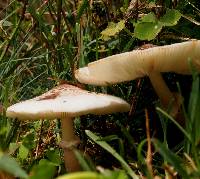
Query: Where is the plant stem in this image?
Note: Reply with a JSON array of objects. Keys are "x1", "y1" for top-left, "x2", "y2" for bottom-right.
[{"x1": 145, "y1": 109, "x2": 153, "y2": 178}]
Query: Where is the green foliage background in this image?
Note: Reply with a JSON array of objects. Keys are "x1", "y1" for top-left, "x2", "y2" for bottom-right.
[{"x1": 0, "y1": 0, "x2": 200, "y2": 178}]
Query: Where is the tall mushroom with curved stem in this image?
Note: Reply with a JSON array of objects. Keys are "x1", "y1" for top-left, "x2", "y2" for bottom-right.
[
  {"x1": 75, "y1": 40, "x2": 200, "y2": 121},
  {"x1": 6, "y1": 84, "x2": 130, "y2": 172}
]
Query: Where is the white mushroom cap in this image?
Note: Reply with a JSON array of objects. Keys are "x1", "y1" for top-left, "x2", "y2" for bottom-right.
[
  {"x1": 6, "y1": 84, "x2": 130, "y2": 120},
  {"x1": 75, "y1": 40, "x2": 200, "y2": 85}
]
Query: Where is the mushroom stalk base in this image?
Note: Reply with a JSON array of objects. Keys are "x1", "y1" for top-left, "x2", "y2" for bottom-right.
[
  {"x1": 149, "y1": 72, "x2": 174, "y2": 107},
  {"x1": 61, "y1": 117, "x2": 81, "y2": 172},
  {"x1": 149, "y1": 72, "x2": 182, "y2": 118}
]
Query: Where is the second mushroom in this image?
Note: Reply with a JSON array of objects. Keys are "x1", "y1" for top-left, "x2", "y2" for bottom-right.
[{"x1": 75, "y1": 40, "x2": 200, "y2": 122}]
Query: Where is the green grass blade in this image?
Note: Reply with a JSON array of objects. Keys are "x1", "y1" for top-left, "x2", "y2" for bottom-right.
[
  {"x1": 156, "y1": 107, "x2": 191, "y2": 142},
  {"x1": 188, "y1": 74, "x2": 199, "y2": 124},
  {"x1": 74, "y1": 149, "x2": 94, "y2": 171},
  {"x1": 77, "y1": 0, "x2": 89, "y2": 20},
  {"x1": 3, "y1": 119, "x2": 20, "y2": 150},
  {"x1": 153, "y1": 139, "x2": 189, "y2": 178},
  {"x1": 85, "y1": 130, "x2": 139, "y2": 179}
]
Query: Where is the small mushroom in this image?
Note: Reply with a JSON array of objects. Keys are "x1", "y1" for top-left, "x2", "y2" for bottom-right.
[
  {"x1": 75, "y1": 40, "x2": 200, "y2": 120},
  {"x1": 6, "y1": 84, "x2": 130, "y2": 172}
]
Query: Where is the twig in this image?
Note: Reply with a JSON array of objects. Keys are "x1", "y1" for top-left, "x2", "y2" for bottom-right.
[
  {"x1": 145, "y1": 108, "x2": 153, "y2": 177},
  {"x1": 128, "y1": 79, "x2": 143, "y2": 118}
]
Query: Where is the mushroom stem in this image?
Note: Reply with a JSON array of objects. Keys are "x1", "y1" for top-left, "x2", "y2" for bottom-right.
[
  {"x1": 149, "y1": 72, "x2": 174, "y2": 107},
  {"x1": 148, "y1": 72, "x2": 182, "y2": 117},
  {"x1": 61, "y1": 118, "x2": 81, "y2": 172}
]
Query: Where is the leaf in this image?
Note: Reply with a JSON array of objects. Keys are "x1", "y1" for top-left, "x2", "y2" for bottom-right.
[
  {"x1": 98, "y1": 135, "x2": 120, "y2": 142},
  {"x1": 0, "y1": 153, "x2": 28, "y2": 178},
  {"x1": 133, "y1": 9, "x2": 182, "y2": 40},
  {"x1": 9, "y1": 143, "x2": 20, "y2": 155},
  {"x1": 74, "y1": 150, "x2": 94, "y2": 171},
  {"x1": 153, "y1": 139, "x2": 189, "y2": 178},
  {"x1": 56, "y1": 171, "x2": 102, "y2": 179},
  {"x1": 18, "y1": 144, "x2": 29, "y2": 160},
  {"x1": 56, "y1": 170, "x2": 129, "y2": 179},
  {"x1": 0, "y1": 20, "x2": 13, "y2": 27},
  {"x1": 100, "y1": 169, "x2": 129, "y2": 179},
  {"x1": 46, "y1": 149, "x2": 61, "y2": 166},
  {"x1": 141, "y1": 12, "x2": 157, "y2": 23},
  {"x1": 159, "y1": 9, "x2": 182, "y2": 26},
  {"x1": 22, "y1": 132, "x2": 36, "y2": 150},
  {"x1": 101, "y1": 20, "x2": 125, "y2": 41},
  {"x1": 134, "y1": 22, "x2": 163, "y2": 40},
  {"x1": 85, "y1": 130, "x2": 139, "y2": 179},
  {"x1": 29, "y1": 159, "x2": 56, "y2": 179}
]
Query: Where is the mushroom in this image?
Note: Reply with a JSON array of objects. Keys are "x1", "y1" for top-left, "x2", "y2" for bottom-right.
[
  {"x1": 75, "y1": 40, "x2": 200, "y2": 121},
  {"x1": 6, "y1": 84, "x2": 130, "y2": 172}
]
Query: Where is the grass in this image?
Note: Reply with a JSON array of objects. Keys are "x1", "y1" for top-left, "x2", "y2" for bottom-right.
[{"x1": 0, "y1": 0, "x2": 200, "y2": 178}]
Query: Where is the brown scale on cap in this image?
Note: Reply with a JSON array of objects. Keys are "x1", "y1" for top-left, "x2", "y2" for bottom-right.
[
  {"x1": 137, "y1": 44, "x2": 157, "y2": 50},
  {"x1": 37, "y1": 91, "x2": 60, "y2": 100},
  {"x1": 37, "y1": 84, "x2": 89, "y2": 101}
]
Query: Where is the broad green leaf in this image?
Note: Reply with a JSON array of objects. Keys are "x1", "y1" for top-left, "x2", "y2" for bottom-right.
[
  {"x1": 134, "y1": 22, "x2": 162, "y2": 40},
  {"x1": 22, "y1": 132, "x2": 36, "y2": 150},
  {"x1": 29, "y1": 159, "x2": 56, "y2": 179},
  {"x1": 101, "y1": 20, "x2": 125, "y2": 40},
  {"x1": 159, "y1": 9, "x2": 182, "y2": 26},
  {"x1": 46, "y1": 148, "x2": 61, "y2": 166},
  {"x1": 141, "y1": 12, "x2": 157, "y2": 23},
  {"x1": 0, "y1": 20, "x2": 12, "y2": 27},
  {"x1": 57, "y1": 170, "x2": 129, "y2": 179},
  {"x1": 153, "y1": 139, "x2": 189, "y2": 178},
  {"x1": 18, "y1": 144, "x2": 29, "y2": 160},
  {"x1": 9, "y1": 143, "x2": 20, "y2": 155},
  {"x1": 57, "y1": 171, "x2": 102, "y2": 179},
  {"x1": 100, "y1": 169, "x2": 129, "y2": 179},
  {"x1": 134, "y1": 9, "x2": 182, "y2": 40},
  {"x1": 85, "y1": 130, "x2": 139, "y2": 179},
  {"x1": 0, "y1": 153, "x2": 28, "y2": 178}
]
